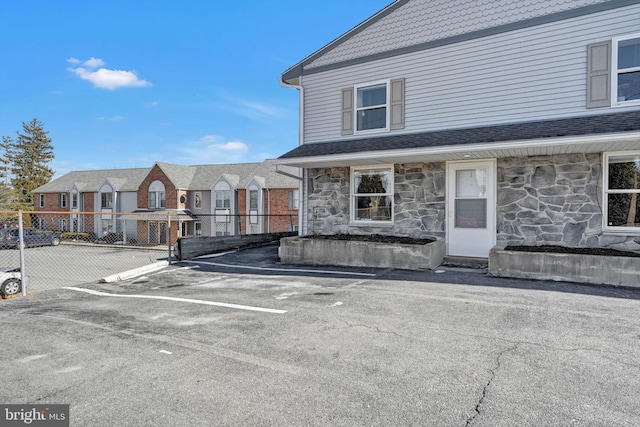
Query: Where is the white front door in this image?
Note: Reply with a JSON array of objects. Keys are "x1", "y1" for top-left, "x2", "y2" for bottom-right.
[{"x1": 447, "y1": 160, "x2": 496, "y2": 258}]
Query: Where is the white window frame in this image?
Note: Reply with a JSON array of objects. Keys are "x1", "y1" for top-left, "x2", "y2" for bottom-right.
[
  {"x1": 194, "y1": 222, "x2": 202, "y2": 236},
  {"x1": 39, "y1": 194, "x2": 45, "y2": 208},
  {"x1": 215, "y1": 190, "x2": 231, "y2": 209},
  {"x1": 148, "y1": 180, "x2": 166, "y2": 209},
  {"x1": 354, "y1": 79, "x2": 391, "y2": 135},
  {"x1": 350, "y1": 165, "x2": 394, "y2": 225},
  {"x1": 603, "y1": 151, "x2": 640, "y2": 234},
  {"x1": 71, "y1": 192, "x2": 78, "y2": 209},
  {"x1": 194, "y1": 192, "x2": 202, "y2": 209},
  {"x1": 101, "y1": 192, "x2": 113, "y2": 209},
  {"x1": 59, "y1": 193, "x2": 68, "y2": 208},
  {"x1": 288, "y1": 189, "x2": 299, "y2": 210},
  {"x1": 612, "y1": 33, "x2": 640, "y2": 107}
]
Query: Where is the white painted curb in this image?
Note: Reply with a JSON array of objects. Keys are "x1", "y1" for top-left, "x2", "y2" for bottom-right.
[{"x1": 100, "y1": 261, "x2": 169, "y2": 283}]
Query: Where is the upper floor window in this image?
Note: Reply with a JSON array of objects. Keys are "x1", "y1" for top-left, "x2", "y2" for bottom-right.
[
  {"x1": 355, "y1": 82, "x2": 389, "y2": 132},
  {"x1": 58, "y1": 193, "x2": 68, "y2": 208},
  {"x1": 101, "y1": 192, "x2": 113, "y2": 209},
  {"x1": 215, "y1": 191, "x2": 230, "y2": 209},
  {"x1": 39, "y1": 194, "x2": 44, "y2": 208},
  {"x1": 148, "y1": 180, "x2": 166, "y2": 209},
  {"x1": 342, "y1": 79, "x2": 404, "y2": 135},
  {"x1": 351, "y1": 166, "x2": 394, "y2": 223},
  {"x1": 613, "y1": 34, "x2": 640, "y2": 106},
  {"x1": 249, "y1": 190, "x2": 259, "y2": 210},
  {"x1": 71, "y1": 193, "x2": 78, "y2": 209},
  {"x1": 288, "y1": 190, "x2": 299, "y2": 210},
  {"x1": 194, "y1": 192, "x2": 202, "y2": 209},
  {"x1": 604, "y1": 152, "x2": 640, "y2": 233}
]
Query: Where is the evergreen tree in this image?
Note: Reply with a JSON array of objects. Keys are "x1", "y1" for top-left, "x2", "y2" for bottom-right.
[
  {"x1": 0, "y1": 136, "x2": 16, "y2": 210},
  {"x1": 8, "y1": 118, "x2": 55, "y2": 209}
]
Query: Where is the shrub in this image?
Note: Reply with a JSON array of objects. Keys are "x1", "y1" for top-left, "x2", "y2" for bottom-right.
[{"x1": 61, "y1": 232, "x2": 92, "y2": 241}]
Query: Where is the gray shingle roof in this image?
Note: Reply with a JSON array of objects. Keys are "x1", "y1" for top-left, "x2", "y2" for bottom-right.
[
  {"x1": 34, "y1": 168, "x2": 150, "y2": 193},
  {"x1": 278, "y1": 111, "x2": 640, "y2": 159},
  {"x1": 35, "y1": 160, "x2": 299, "y2": 193}
]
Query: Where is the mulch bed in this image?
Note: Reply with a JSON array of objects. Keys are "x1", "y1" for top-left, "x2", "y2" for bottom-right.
[
  {"x1": 505, "y1": 245, "x2": 640, "y2": 258},
  {"x1": 303, "y1": 234, "x2": 435, "y2": 245}
]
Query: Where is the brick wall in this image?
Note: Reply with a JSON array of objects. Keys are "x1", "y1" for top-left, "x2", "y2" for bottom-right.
[
  {"x1": 138, "y1": 165, "x2": 178, "y2": 209},
  {"x1": 34, "y1": 193, "x2": 68, "y2": 212},
  {"x1": 267, "y1": 188, "x2": 298, "y2": 232},
  {"x1": 82, "y1": 193, "x2": 94, "y2": 232}
]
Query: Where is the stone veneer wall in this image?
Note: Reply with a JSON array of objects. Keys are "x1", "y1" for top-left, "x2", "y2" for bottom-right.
[
  {"x1": 306, "y1": 163, "x2": 445, "y2": 239},
  {"x1": 305, "y1": 154, "x2": 640, "y2": 254},
  {"x1": 497, "y1": 153, "x2": 640, "y2": 253}
]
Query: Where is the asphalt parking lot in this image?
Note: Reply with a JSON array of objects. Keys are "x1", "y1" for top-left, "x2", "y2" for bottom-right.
[
  {"x1": 1, "y1": 243, "x2": 639, "y2": 426},
  {"x1": 0, "y1": 243, "x2": 168, "y2": 293}
]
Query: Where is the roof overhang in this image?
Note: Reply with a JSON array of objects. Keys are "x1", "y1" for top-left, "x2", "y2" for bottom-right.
[
  {"x1": 118, "y1": 209, "x2": 198, "y2": 222},
  {"x1": 273, "y1": 132, "x2": 640, "y2": 169}
]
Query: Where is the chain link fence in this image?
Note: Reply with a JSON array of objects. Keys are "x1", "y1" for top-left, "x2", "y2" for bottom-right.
[
  {"x1": 0, "y1": 210, "x2": 174, "y2": 298},
  {"x1": 0, "y1": 210, "x2": 299, "y2": 298}
]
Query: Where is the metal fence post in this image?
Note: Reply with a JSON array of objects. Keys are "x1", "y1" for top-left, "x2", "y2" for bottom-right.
[
  {"x1": 167, "y1": 213, "x2": 172, "y2": 265},
  {"x1": 18, "y1": 211, "x2": 27, "y2": 296}
]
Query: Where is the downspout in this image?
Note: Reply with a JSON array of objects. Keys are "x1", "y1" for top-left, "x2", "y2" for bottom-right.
[
  {"x1": 265, "y1": 187, "x2": 270, "y2": 233},
  {"x1": 278, "y1": 77, "x2": 305, "y2": 235}
]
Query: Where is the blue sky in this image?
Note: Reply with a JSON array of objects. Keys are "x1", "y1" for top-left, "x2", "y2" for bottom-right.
[{"x1": 0, "y1": 0, "x2": 392, "y2": 177}]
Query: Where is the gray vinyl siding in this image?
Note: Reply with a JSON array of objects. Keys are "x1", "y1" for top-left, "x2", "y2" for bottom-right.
[
  {"x1": 302, "y1": 4, "x2": 640, "y2": 144},
  {"x1": 306, "y1": 0, "x2": 610, "y2": 70},
  {"x1": 118, "y1": 192, "x2": 138, "y2": 236}
]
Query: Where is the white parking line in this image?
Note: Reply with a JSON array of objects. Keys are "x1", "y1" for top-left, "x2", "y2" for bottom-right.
[
  {"x1": 181, "y1": 260, "x2": 377, "y2": 277},
  {"x1": 63, "y1": 287, "x2": 287, "y2": 314}
]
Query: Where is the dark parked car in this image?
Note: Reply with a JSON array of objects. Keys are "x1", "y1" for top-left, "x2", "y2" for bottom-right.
[{"x1": 0, "y1": 228, "x2": 61, "y2": 249}]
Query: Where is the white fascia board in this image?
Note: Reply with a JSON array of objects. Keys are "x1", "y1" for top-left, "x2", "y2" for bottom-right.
[{"x1": 273, "y1": 131, "x2": 640, "y2": 167}]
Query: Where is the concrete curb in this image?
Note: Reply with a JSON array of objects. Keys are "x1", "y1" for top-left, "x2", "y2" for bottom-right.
[{"x1": 100, "y1": 261, "x2": 169, "y2": 283}]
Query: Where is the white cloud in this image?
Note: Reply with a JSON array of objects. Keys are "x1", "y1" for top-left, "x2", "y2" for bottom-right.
[
  {"x1": 83, "y1": 57, "x2": 105, "y2": 69},
  {"x1": 67, "y1": 57, "x2": 151, "y2": 90},
  {"x1": 198, "y1": 135, "x2": 220, "y2": 143},
  {"x1": 166, "y1": 135, "x2": 251, "y2": 164},
  {"x1": 212, "y1": 141, "x2": 248, "y2": 151}
]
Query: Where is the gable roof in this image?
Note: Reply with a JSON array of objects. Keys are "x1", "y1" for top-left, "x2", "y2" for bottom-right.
[
  {"x1": 155, "y1": 162, "x2": 198, "y2": 189},
  {"x1": 34, "y1": 168, "x2": 150, "y2": 193},
  {"x1": 275, "y1": 111, "x2": 640, "y2": 167},
  {"x1": 282, "y1": 0, "x2": 630, "y2": 83}
]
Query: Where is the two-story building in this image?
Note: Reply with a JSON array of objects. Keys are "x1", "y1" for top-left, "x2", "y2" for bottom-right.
[
  {"x1": 32, "y1": 159, "x2": 300, "y2": 244},
  {"x1": 276, "y1": 0, "x2": 640, "y2": 259}
]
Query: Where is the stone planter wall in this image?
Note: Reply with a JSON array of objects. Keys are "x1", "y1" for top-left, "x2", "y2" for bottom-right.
[
  {"x1": 489, "y1": 247, "x2": 640, "y2": 287},
  {"x1": 307, "y1": 163, "x2": 445, "y2": 238},
  {"x1": 279, "y1": 236, "x2": 446, "y2": 270}
]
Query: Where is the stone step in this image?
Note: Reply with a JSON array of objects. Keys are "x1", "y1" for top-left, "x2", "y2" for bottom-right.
[{"x1": 442, "y1": 256, "x2": 488, "y2": 268}]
